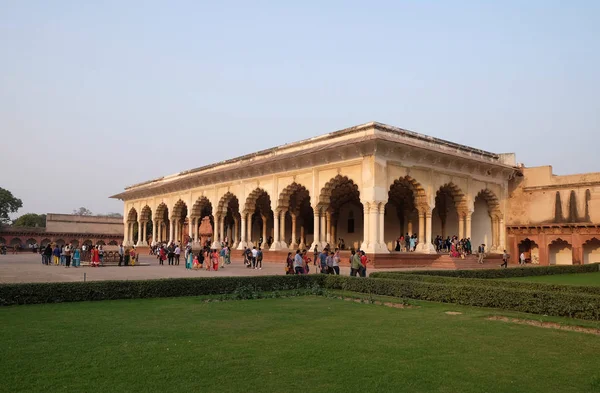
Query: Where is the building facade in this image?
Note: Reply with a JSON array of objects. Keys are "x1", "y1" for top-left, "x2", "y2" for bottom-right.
[
  {"x1": 506, "y1": 166, "x2": 600, "y2": 265},
  {"x1": 111, "y1": 122, "x2": 518, "y2": 257},
  {"x1": 0, "y1": 214, "x2": 124, "y2": 249}
]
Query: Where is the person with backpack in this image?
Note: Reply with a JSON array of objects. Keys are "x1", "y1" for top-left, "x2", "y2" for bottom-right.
[{"x1": 219, "y1": 246, "x2": 226, "y2": 268}]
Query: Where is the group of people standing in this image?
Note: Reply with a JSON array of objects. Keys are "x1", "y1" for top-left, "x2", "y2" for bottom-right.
[
  {"x1": 40, "y1": 243, "x2": 81, "y2": 268},
  {"x1": 394, "y1": 234, "x2": 419, "y2": 252},
  {"x1": 285, "y1": 247, "x2": 368, "y2": 277},
  {"x1": 153, "y1": 242, "x2": 232, "y2": 271}
]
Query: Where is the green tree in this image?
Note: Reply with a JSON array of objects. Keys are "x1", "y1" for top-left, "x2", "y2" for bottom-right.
[
  {"x1": 0, "y1": 187, "x2": 23, "y2": 224},
  {"x1": 12, "y1": 213, "x2": 46, "y2": 227},
  {"x1": 72, "y1": 207, "x2": 93, "y2": 216}
]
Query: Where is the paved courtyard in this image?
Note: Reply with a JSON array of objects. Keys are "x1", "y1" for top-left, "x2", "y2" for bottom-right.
[{"x1": 0, "y1": 253, "x2": 361, "y2": 283}]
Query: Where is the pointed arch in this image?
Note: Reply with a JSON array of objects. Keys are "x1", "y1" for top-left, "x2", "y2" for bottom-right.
[
  {"x1": 172, "y1": 199, "x2": 188, "y2": 219},
  {"x1": 244, "y1": 188, "x2": 272, "y2": 214},
  {"x1": 191, "y1": 196, "x2": 213, "y2": 218},
  {"x1": 549, "y1": 238, "x2": 572, "y2": 265},
  {"x1": 140, "y1": 205, "x2": 152, "y2": 222},
  {"x1": 154, "y1": 203, "x2": 169, "y2": 222},
  {"x1": 278, "y1": 182, "x2": 311, "y2": 211},
  {"x1": 127, "y1": 207, "x2": 138, "y2": 222},
  {"x1": 319, "y1": 175, "x2": 361, "y2": 210},
  {"x1": 217, "y1": 192, "x2": 240, "y2": 215}
]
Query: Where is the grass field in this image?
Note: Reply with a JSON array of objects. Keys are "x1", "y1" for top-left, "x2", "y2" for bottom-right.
[
  {"x1": 506, "y1": 271, "x2": 600, "y2": 286},
  {"x1": 1, "y1": 296, "x2": 599, "y2": 393}
]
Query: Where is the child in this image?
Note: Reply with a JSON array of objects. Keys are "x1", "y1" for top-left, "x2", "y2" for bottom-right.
[{"x1": 193, "y1": 255, "x2": 200, "y2": 269}]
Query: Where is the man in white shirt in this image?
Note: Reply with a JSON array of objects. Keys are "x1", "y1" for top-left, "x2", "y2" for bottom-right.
[
  {"x1": 174, "y1": 245, "x2": 181, "y2": 265},
  {"x1": 520, "y1": 252, "x2": 526, "y2": 265},
  {"x1": 293, "y1": 250, "x2": 304, "y2": 275},
  {"x1": 251, "y1": 247, "x2": 258, "y2": 269}
]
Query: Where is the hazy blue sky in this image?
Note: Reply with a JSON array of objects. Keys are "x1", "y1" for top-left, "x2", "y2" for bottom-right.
[{"x1": 1, "y1": 1, "x2": 599, "y2": 217}]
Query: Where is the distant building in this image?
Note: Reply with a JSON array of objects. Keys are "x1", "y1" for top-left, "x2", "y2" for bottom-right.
[{"x1": 0, "y1": 214, "x2": 124, "y2": 250}]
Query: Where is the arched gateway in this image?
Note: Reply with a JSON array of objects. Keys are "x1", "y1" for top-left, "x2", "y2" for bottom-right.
[{"x1": 111, "y1": 122, "x2": 518, "y2": 265}]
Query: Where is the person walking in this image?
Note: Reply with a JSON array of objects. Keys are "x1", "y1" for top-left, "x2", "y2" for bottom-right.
[
  {"x1": 286, "y1": 252, "x2": 294, "y2": 275},
  {"x1": 332, "y1": 248, "x2": 341, "y2": 275},
  {"x1": 211, "y1": 249, "x2": 219, "y2": 271},
  {"x1": 477, "y1": 244, "x2": 486, "y2": 264},
  {"x1": 520, "y1": 251, "x2": 526, "y2": 265},
  {"x1": 159, "y1": 246, "x2": 166, "y2": 265},
  {"x1": 326, "y1": 251, "x2": 334, "y2": 274},
  {"x1": 225, "y1": 245, "x2": 231, "y2": 266},
  {"x1": 293, "y1": 250, "x2": 304, "y2": 275},
  {"x1": 501, "y1": 250, "x2": 510, "y2": 268},
  {"x1": 350, "y1": 249, "x2": 364, "y2": 277},
  {"x1": 313, "y1": 246, "x2": 319, "y2": 266},
  {"x1": 256, "y1": 247, "x2": 263, "y2": 270},
  {"x1": 129, "y1": 248, "x2": 136, "y2": 266}
]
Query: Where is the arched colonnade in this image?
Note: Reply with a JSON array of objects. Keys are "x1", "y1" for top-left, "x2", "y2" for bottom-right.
[{"x1": 123, "y1": 175, "x2": 504, "y2": 254}]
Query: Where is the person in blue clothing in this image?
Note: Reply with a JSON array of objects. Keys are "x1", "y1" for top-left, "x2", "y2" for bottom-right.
[{"x1": 318, "y1": 249, "x2": 329, "y2": 273}]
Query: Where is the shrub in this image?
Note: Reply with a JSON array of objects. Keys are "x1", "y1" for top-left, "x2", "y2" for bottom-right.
[
  {"x1": 0, "y1": 275, "x2": 326, "y2": 306},
  {"x1": 322, "y1": 276, "x2": 600, "y2": 320},
  {"x1": 369, "y1": 272, "x2": 600, "y2": 296},
  {"x1": 376, "y1": 263, "x2": 600, "y2": 279}
]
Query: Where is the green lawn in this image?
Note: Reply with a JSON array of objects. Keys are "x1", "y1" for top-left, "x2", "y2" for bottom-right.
[
  {"x1": 1, "y1": 296, "x2": 599, "y2": 393},
  {"x1": 506, "y1": 271, "x2": 600, "y2": 286}
]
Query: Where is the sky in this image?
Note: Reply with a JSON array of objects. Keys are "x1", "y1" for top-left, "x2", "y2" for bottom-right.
[{"x1": 1, "y1": 1, "x2": 599, "y2": 217}]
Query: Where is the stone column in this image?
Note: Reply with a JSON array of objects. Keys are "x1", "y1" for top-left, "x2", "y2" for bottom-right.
[
  {"x1": 491, "y1": 216, "x2": 499, "y2": 251},
  {"x1": 361, "y1": 203, "x2": 370, "y2": 251},
  {"x1": 417, "y1": 210, "x2": 425, "y2": 251},
  {"x1": 407, "y1": 213, "x2": 413, "y2": 236},
  {"x1": 424, "y1": 209, "x2": 436, "y2": 253},
  {"x1": 458, "y1": 214, "x2": 465, "y2": 240},
  {"x1": 280, "y1": 210, "x2": 288, "y2": 249},
  {"x1": 233, "y1": 217, "x2": 239, "y2": 248},
  {"x1": 123, "y1": 219, "x2": 129, "y2": 246},
  {"x1": 271, "y1": 210, "x2": 280, "y2": 250},
  {"x1": 290, "y1": 212, "x2": 298, "y2": 249},
  {"x1": 300, "y1": 225, "x2": 305, "y2": 249},
  {"x1": 261, "y1": 215, "x2": 267, "y2": 248},
  {"x1": 169, "y1": 218, "x2": 175, "y2": 244},
  {"x1": 136, "y1": 221, "x2": 141, "y2": 245},
  {"x1": 311, "y1": 210, "x2": 320, "y2": 251},
  {"x1": 237, "y1": 214, "x2": 247, "y2": 250},
  {"x1": 219, "y1": 214, "x2": 226, "y2": 244},
  {"x1": 325, "y1": 211, "x2": 331, "y2": 246},
  {"x1": 378, "y1": 204, "x2": 385, "y2": 250},
  {"x1": 152, "y1": 220, "x2": 157, "y2": 245},
  {"x1": 499, "y1": 216, "x2": 506, "y2": 252},
  {"x1": 247, "y1": 214, "x2": 253, "y2": 247},
  {"x1": 465, "y1": 212, "x2": 472, "y2": 240},
  {"x1": 188, "y1": 218, "x2": 193, "y2": 244},
  {"x1": 320, "y1": 212, "x2": 326, "y2": 247},
  {"x1": 369, "y1": 203, "x2": 378, "y2": 251}
]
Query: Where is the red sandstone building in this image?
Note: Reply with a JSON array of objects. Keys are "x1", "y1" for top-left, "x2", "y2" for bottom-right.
[{"x1": 0, "y1": 214, "x2": 123, "y2": 250}]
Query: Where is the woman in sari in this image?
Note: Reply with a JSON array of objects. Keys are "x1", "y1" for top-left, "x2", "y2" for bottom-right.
[
  {"x1": 91, "y1": 246, "x2": 100, "y2": 267},
  {"x1": 450, "y1": 242, "x2": 460, "y2": 258},
  {"x1": 302, "y1": 250, "x2": 311, "y2": 274},
  {"x1": 72, "y1": 247, "x2": 81, "y2": 268},
  {"x1": 211, "y1": 249, "x2": 219, "y2": 271},
  {"x1": 186, "y1": 248, "x2": 193, "y2": 269}
]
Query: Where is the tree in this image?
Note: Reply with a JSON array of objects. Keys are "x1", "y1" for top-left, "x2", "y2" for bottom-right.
[
  {"x1": 73, "y1": 207, "x2": 93, "y2": 216},
  {"x1": 12, "y1": 213, "x2": 46, "y2": 227},
  {"x1": 101, "y1": 212, "x2": 123, "y2": 218},
  {"x1": 0, "y1": 187, "x2": 23, "y2": 224}
]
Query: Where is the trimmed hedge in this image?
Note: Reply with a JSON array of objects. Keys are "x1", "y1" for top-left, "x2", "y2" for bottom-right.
[
  {"x1": 323, "y1": 276, "x2": 600, "y2": 320},
  {"x1": 0, "y1": 275, "x2": 326, "y2": 306},
  {"x1": 391, "y1": 263, "x2": 600, "y2": 279},
  {"x1": 369, "y1": 272, "x2": 600, "y2": 296}
]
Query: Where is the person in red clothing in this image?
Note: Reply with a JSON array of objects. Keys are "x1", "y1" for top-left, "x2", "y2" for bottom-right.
[
  {"x1": 159, "y1": 246, "x2": 167, "y2": 265},
  {"x1": 91, "y1": 246, "x2": 100, "y2": 267},
  {"x1": 359, "y1": 251, "x2": 369, "y2": 277}
]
